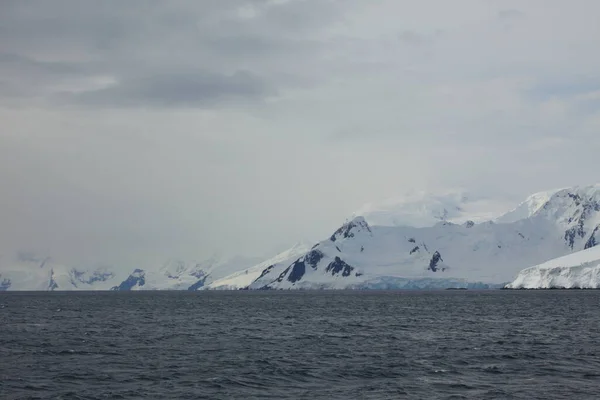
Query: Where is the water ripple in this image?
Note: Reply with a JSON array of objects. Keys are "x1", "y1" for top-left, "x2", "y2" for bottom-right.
[{"x1": 1, "y1": 290, "x2": 600, "y2": 399}]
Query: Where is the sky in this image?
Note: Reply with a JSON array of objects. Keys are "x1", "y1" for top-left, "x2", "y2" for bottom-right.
[{"x1": 1, "y1": 0, "x2": 600, "y2": 267}]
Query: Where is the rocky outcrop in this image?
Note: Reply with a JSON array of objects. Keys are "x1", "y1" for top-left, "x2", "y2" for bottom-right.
[
  {"x1": 428, "y1": 251, "x2": 443, "y2": 272},
  {"x1": 325, "y1": 257, "x2": 354, "y2": 277},
  {"x1": 273, "y1": 249, "x2": 324, "y2": 284},
  {"x1": 111, "y1": 269, "x2": 146, "y2": 291},
  {"x1": 330, "y1": 217, "x2": 371, "y2": 242},
  {"x1": 0, "y1": 277, "x2": 11, "y2": 291}
]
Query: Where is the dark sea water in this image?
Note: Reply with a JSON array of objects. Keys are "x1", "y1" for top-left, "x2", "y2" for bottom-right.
[{"x1": 2, "y1": 291, "x2": 600, "y2": 400}]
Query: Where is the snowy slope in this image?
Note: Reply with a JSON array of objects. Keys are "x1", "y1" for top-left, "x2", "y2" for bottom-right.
[
  {"x1": 205, "y1": 241, "x2": 312, "y2": 290},
  {"x1": 250, "y1": 185, "x2": 600, "y2": 290},
  {"x1": 4, "y1": 184, "x2": 600, "y2": 291},
  {"x1": 0, "y1": 253, "x2": 262, "y2": 291},
  {"x1": 115, "y1": 259, "x2": 212, "y2": 291},
  {"x1": 0, "y1": 253, "x2": 125, "y2": 291},
  {"x1": 495, "y1": 189, "x2": 562, "y2": 224},
  {"x1": 353, "y1": 191, "x2": 511, "y2": 228},
  {"x1": 506, "y1": 246, "x2": 600, "y2": 289},
  {"x1": 112, "y1": 255, "x2": 263, "y2": 291}
]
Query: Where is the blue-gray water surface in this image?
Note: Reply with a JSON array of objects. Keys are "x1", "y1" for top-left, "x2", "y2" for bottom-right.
[{"x1": 1, "y1": 291, "x2": 600, "y2": 399}]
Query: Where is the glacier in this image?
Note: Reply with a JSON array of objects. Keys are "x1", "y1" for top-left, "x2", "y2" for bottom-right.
[{"x1": 506, "y1": 245, "x2": 600, "y2": 289}]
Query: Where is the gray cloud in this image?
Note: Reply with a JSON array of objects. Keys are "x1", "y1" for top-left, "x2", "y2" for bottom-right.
[
  {"x1": 497, "y1": 9, "x2": 525, "y2": 20},
  {"x1": 527, "y1": 78, "x2": 600, "y2": 100},
  {"x1": 1, "y1": 0, "x2": 600, "y2": 267},
  {"x1": 70, "y1": 71, "x2": 274, "y2": 108},
  {"x1": 0, "y1": 53, "x2": 84, "y2": 75},
  {"x1": 0, "y1": 0, "x2": 345, "y2": 107}
]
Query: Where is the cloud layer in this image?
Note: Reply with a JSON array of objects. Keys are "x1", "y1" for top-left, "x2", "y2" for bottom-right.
[{"x1": 1, "y1": 0, "x2": 600, "y2": 265}]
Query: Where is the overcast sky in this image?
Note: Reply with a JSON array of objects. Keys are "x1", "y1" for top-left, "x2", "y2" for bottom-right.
[{"x1": 1, "y1": 0, "x2": 600, "y2": 266}]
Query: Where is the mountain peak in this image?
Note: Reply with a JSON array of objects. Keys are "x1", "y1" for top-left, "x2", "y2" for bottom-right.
[
  {"x1": 330, "y1": 216, "x2": 371, "y2": 242},
  {"x1": 6, "y1": 183, "x2": 600, "y2": 291},
  {"x1": 496, "y1": 184, "x2": 600, "y2": 224}
]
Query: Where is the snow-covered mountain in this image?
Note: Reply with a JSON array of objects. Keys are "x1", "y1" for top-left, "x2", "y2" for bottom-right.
[
  {"x1": 113, "y1": 255, "x2": 264, "y2": 291},
  {"x1": 0, "y1": 253, "x2": 262, "y2": 291},
  {"x1": 204, "y1": 241, "x2": 312, "y2": 290},
  {"x1": 3, "y1": 184, "x2": 600, "y2": 291},
  {"x1": 506, "y1": 245, "x2": 600, "y2": 289},
  {"x1": 248, "y1": 185, "x2": 600, "y2": 290},
  {"x1": 494, "y1": 189, "x2": 563, "y2": 224},
  {"x1": 0, "y1": 253, "x2": 124, "y2": 291}
]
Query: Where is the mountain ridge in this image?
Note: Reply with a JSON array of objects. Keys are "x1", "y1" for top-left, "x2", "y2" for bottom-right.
[
  {"x1": 3, "y1": 184, "x2": 600, "y2": 290},
  {"x1": 245, "y1": 184, "x2": 600, "y2": 290}
]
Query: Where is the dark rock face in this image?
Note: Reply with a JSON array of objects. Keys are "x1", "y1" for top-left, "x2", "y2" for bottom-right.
[
  {"x1": 71, "y1": 269, "x2": 115, "y2": 286},
  {"x1": 190, "y1": 267, "x2": 206, "y2": 279},
  {"x1": 408, "y1": 238, "x2": 416, "y2": 243},
  {"x1": 585, "y1": 226, "x2": 599, "y2": 250},
  {"x1": 112, "y1": 269, "x2": 146, "y2": 291},
  {"x1": 464, "y1": 220, "x2": 475, "y2": 228},
  {"x1": 325, "y1": 257, "x2": 354, "y2": 277},
  {"x1": 304, "y1": 250, "x2": 324, "y2": 268},
  {"x1": 0, "y1": 277, "x2": 11, "y2": 291},
  {"x1": 48, "y1": 269, "x2": 59, "y2": 291},
  {"x1": 188, "y1": 275, "x2": 208, "y2": 291},
  {"x1": 275, "y1": 249, "x2": 325, "y2": 284},
  {"x1": 563, "y1": 194, "x2": 600, "y2": 249},
  {"x1": 428, "y1": 251, "x2": 443, "y2": 272},
  {"x1": 274, "y1": 265, "x2": 293, "y2": 283},
  {"x1": 410, "y1": 246, "x2": 420, "y2": 255},
  {"x1": 564, "y1": 222, "x2": 586, "y2": 250},
  {"x1": 565, "y1": 227, "x2": 577, "y2": 250},
  {"x1": 276, "y1": 260, "x2": 305, "y2": 283},
  {"x1": 568, "y1": 192, "x2": 582, "y2": 204},
  {"x1": 330, "y1": 218, "x2": 371, "y2": 242},
  {"x1": 256, "y1": 265, "x2": 275, "y2": 281},
  {"x1": 287, "y1": 262, "x2": 306, "y2": 283}
]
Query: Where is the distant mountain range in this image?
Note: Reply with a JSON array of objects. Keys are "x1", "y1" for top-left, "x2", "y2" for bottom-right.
[
  {"x1": 3, "y1": 184, "x2": 600, "y2": 290},
  {"x1": 0, "y1": 253, "x2": 264, "y2": 291}
]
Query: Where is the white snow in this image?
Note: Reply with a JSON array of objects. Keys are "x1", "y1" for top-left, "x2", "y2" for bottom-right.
[
  {"x1": 0, "y1": 253, "x2": 262, "y2": 291},
  {"x1": 254, "y1": 184, "x2": 600, "y2": 290},
  {"x1": 4, "y1": 183, "x2": 600, "y2": 291},
  {"x1": 139, "y1": 255, "x2": 260, "y2": 290},
  {"x1": 205, "y1": 241, "x2": 312, "y2": 290},
  {"x1": 506, "y1": 245, "x2": 600, "y2": 289},
  {"x1": 495, "y1": 189, "x2": 560, "y2": 224},
  {"x1": 0, "y1": 254, "x2": 127, "y2": 291},
  {"x1": 354, "y1": 190, "x2": 512, "y2": 228}
]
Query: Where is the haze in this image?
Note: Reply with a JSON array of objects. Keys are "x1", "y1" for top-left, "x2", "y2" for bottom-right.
[{"x1": 1, "y1": 0, "x2": 600, "y2": 267}]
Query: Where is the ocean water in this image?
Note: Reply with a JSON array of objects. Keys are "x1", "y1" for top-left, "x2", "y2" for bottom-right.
[{"x1": 1, "y1": 291, "x2": 600, "y2": 399}]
